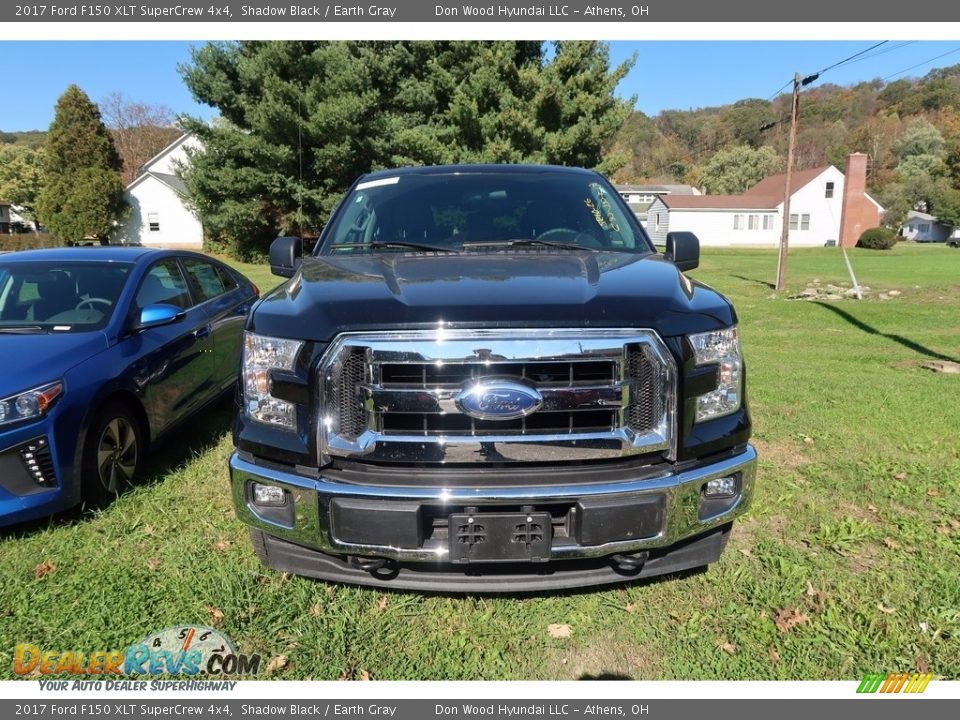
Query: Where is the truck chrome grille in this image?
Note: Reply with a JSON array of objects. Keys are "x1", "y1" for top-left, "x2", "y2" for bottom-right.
[
  {"x1": 318, "y1": 329, "x2": 676, "y2": 464},
  {"x1": 331, "y1": 348, "x2": 368, "y2": 440}
]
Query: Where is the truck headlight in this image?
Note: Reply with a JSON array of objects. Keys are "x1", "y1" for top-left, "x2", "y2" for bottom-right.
[
  {"x1": 0, "y1": 381, "x2": 64, "y2": 428},
  {"x1": 688, "y1": 327, "x2": 742, "y2": 422},
  {"x1": 243, "y1": 333, "x2": 303, "y2": 429}
]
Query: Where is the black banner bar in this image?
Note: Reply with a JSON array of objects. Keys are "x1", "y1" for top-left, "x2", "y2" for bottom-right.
[
  {"x1": 6, "y1": 0, "x2": 960, "y2": 22},
  {"x1": 2, "y1": 699, "x2": 958, "y2": 719}
]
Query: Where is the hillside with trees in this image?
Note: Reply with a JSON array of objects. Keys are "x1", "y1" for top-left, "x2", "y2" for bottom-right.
[{"x1": 607, "y1": 64, "x2": 960, "y2": 225}]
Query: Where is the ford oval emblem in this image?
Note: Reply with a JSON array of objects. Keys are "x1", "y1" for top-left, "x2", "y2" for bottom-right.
[{"x1": 455, "y1": 378, "x2": 543, "y2": 421}]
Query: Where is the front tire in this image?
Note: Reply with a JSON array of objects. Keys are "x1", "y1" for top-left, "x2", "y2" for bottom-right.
[{"x1": 81, "y1": 402, "x2": 143, "y2": 507}]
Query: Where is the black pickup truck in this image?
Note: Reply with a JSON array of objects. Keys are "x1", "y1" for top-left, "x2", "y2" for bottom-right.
[{"x1": 229, "y1": 164, "x2": 755, "y2": 591}]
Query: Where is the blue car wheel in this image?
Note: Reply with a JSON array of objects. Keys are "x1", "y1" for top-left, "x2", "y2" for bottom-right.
[{"x1": 81, "y1": 402, "x2": 143, "y2": 507}]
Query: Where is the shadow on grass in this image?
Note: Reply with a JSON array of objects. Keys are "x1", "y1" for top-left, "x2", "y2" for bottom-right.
[
  {"x1": 0, "y1": 393, "x2": 236, "y2": 541},
  {"x1": 731, "y1": 274, "x2": 775, "y2": 290},
  {"x1": 813, "y1": 301, "x2": 959, "y2": 363}
]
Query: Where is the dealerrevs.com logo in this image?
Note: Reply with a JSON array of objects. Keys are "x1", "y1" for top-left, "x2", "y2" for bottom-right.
[{"x1": 14, "y1": 625, "x2": 261, "y2": 678}]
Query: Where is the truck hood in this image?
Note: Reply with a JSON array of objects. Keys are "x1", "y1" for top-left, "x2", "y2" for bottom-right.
[
  {"x1": 249, "y1": 251, "x2": 737, "y2": 342},
  {"x1": 0, "y1": 331, "x2": 107, "y2": 396}
]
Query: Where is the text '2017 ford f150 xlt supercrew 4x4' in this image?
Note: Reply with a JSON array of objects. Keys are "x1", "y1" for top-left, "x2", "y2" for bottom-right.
[{"x1": 229, "y1": 164, "x2": 756, "y2": 591}]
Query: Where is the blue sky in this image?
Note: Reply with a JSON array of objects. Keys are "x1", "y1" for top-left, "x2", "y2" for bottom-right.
[{"x1": 2, "y1": 40, "x2": 960, "y2": 131}]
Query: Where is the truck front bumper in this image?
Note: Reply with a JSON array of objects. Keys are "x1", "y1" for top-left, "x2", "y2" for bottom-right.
[{"x1": 229, "y1": 444, "x2": 756, "y2": 591}]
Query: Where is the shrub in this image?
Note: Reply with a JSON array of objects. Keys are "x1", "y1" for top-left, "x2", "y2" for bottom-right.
[
  {"x1": 0, "y1": 233, "x2": 60, "y2": 252},
  {"x1": 856, "y1": 227, "x2": 898, "y2": 250}
]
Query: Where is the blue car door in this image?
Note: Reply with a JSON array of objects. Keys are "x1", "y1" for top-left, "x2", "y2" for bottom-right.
[
  {"x1": 181, "y1": 257, "x2": 252, "y2": 392},
  {"x1": 129, "y1": 258, "x2": 216, "y2": 435}
]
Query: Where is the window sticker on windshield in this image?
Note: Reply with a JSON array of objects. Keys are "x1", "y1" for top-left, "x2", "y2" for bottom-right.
[
  {"x1": 584, "y1": 198, "x2": 609, "y2": 229},
  {"x1": 356, "y1": 176, "x2": 400, "y2": 191},
  {"x1": 592, "y1": 185, "x2": 621, "y2": 232}
]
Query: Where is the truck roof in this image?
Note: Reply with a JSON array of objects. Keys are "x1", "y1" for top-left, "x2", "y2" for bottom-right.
[{"x1": 360, "y1": 164, "x2": 601, "y2": 181}]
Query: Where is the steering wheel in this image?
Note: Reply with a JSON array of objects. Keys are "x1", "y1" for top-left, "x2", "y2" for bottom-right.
[
  {"x1": 76, "y1": 297, "x2": 112, "y2": 311},
  {"x1": 534, "y1": 227, "x2": 580, "y2": 243}
]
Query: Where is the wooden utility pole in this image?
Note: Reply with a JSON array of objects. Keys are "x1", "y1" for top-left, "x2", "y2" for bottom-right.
[{"x1": 776, "y1": 73, "x2": 802, "y2": 292}]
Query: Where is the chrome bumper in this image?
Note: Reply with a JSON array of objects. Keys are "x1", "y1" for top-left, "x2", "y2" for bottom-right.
[{"x1": 229, "y1": 444, "x2": 756, "y2": 563}]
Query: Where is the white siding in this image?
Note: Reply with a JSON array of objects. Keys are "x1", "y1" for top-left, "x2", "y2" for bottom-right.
[
  {"x1": 781, "y1": 166, "x2": 845, "y2": 247},
  {"x1": 146, "y1": 135, "x2": 202, "y2": 175},
  {"x1": 115, "y1": 176, "x2": 203, "y2": 247},
  {"x1": 666, "y1": 209, "x2": 780, "y2": 247}
]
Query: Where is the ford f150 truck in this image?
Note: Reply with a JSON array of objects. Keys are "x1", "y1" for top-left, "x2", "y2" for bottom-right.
[{"x1": 229, "y1": 164, "x2": 755, "y2": 591}]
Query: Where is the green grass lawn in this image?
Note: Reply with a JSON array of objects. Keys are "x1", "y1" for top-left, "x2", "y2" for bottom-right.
[{"x1": 1, "y1": 244, "x2": 958, "y2": 680}]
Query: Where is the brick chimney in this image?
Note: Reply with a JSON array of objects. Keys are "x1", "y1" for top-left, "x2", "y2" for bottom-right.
[{"x1": 838, "y1": 153, "x2": 880, "y2": 247}]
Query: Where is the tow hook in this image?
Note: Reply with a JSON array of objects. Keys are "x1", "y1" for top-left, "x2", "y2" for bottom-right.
[{"x1": 610, "y1": 551, "x2": 650, "y2": 572}]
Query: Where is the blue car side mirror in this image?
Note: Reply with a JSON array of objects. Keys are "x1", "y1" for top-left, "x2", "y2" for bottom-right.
[{"x1": 135, "y1": 304, "x2": 185, "y2": 331}]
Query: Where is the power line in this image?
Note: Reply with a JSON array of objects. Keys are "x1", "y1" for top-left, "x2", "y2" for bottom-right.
[
  {"x1": 833, "y1": 41, "x2": 916, "y2": 69},
  {"x1": 816, "y1": 41, "x2": 889, "y2": 77},
  {"x1": 883, "y1": 46, "x2": 960, "y2": 81},
  {"x1": 766, "y1": 79, "x2": 794, "y2": 103}
]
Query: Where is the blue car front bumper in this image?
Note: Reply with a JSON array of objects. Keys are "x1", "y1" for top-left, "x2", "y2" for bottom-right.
[{"x1": 0, "y1": 416, "x2": 77, "y2": 527}]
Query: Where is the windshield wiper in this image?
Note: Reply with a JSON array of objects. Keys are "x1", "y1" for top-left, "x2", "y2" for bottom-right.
[
  {"x1": 329, "y1": 241, "x2": 459, "y2": 254},
  {"x1": 0, "y1": 325, "x2": 48, "y2": 334},
  {"x1": 461, "y1": 239, "x2": 597, "y2": 252}
]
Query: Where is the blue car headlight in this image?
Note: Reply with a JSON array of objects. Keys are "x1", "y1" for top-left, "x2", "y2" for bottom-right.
[{"x1": 0, "y1": 381, "x2": 64, "y2": 428}]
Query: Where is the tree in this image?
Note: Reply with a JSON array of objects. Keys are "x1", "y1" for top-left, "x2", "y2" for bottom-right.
[
  {"x1": 894, "y1": 118, "x2": 945, "y2": 159},
  {"x1": 99, "y1": 92, "x2": 181, "y2": 185},
  {"x1": 178, "y1": 41, "x2": 634, "y2": 259},
  {"x1": 0, "y1": 144, "x2": 44, "y2": 229},
  {"x1": 696, "y1": 145, "x2": 783, "y2": 195},
  {"x1": 36, "y1": 85, "x2": 127, "y2": 242}
]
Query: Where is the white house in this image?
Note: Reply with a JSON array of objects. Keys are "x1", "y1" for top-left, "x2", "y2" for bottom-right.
[
  {"x1": 900, "y1": 211, "x2": 956, "y2": 242},
  {"x1": 646, "y1": 155, "x2": 884, "y2": 248},
  {"x1": 114, "y1": 133, "x2": 204, "y2": 248}
]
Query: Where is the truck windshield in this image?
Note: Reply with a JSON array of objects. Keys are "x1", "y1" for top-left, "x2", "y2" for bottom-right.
[{"x1": 320, "y1": 171, "x2": 654, "y2": 255}]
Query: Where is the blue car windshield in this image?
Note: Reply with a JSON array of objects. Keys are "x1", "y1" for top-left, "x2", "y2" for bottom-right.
[
  {"x1": 320, "y1": 171, "x2": 655, "y2": 255},
  {"x1": 0, "y1": 262, "x2": 132, "y2": 332}
]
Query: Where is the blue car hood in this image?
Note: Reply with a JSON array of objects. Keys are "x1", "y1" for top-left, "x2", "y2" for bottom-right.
[{"x1": 0, "y1": 332, "x2": 108, "y2": 396}]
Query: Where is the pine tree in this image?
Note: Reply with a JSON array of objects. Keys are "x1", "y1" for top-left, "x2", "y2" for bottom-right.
[
  {"x1": 37, "y1": 85, "x2": 127, "y2": 242},
  {"x1": 178, "y1": 41, "x2": 634, "y2": 259}
]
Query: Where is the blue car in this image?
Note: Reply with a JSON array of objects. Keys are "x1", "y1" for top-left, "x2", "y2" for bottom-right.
[{"x1": 0, "y1": 247, "x2": 258, "y2": 526}]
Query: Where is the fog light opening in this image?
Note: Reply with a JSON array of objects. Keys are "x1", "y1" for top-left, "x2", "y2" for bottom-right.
[
  {"x1": 704, "y1": 474, "x2": 739, "y2": 498},
  {"x1": 252, "y1": 483, "x2": 286, "y2": 507}
]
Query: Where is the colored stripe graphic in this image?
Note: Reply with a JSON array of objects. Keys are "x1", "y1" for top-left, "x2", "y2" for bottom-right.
[
  {"x1": 858, "y1": 672, "x2": 933, "y2": 694},
  {"x1": 857, "y1": 673, "x2": 885, "y2": 693}
]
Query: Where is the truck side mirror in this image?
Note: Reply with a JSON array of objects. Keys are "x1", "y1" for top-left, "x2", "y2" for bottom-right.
[
  {"x1": 269, "y1": 236, "x2": 303, "y2": 278},
  {"x1": 665, "y1": 232, "x2": 699, "y2": 272}
]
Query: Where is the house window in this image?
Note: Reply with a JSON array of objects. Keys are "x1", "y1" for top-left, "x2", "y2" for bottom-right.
[
  {"x1": 801, "y1": 214, "x2": 810, "y2": 231},
  {"x1": 655, "y1": 213, "x2": 661, "y2": 230},
  {"x1": 733, "y1": 214, "x2": 743, "y2": 230},
  {"x1": 919, "y1": 223, "x2": 930, "y2": 233},
  {"x1": 147, "y1": 213, "x2": 160, "y2": 232},
  {"x1": 748, "y1": 215, "x2": 759, "y2": 230},
  {"x1": 825, "y1": 182, "x2": 835, "y2": 198},
  {"x1": 763, "y1": 215, "x2": 774, "y2": 230},
  {"x1": 789, "y1": 214, "x2": 798, "y2": 231}
]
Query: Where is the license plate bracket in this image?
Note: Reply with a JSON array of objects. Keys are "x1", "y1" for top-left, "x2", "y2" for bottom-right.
[{"x1": 448, "y1": 508, "x2": 552, "y2": 563}]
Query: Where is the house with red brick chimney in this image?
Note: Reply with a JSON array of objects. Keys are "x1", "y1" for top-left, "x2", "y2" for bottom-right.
[{"x1": 646, "y1": 153, "x2": 883, "y2": 248}]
